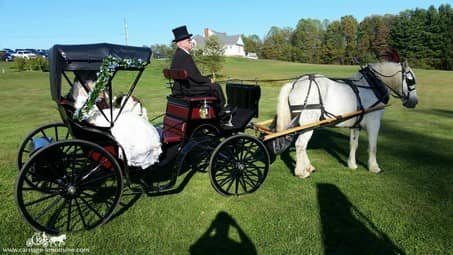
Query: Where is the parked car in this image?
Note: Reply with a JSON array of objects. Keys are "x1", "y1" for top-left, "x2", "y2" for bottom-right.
[
  {"x1": 35, "y1": 49, "x2": 49, "y2": 58},
  {"x1": 1, "y1": 52, "x2": 14, "y2": 61},
  {"x1": 12, "y1": 50, "x2": 37, "y2": 59}
]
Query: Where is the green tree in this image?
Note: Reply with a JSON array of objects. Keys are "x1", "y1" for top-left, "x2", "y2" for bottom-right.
[
  {"x1": 340, "y1": 15, "x2": 358, "y2": 64},
  {"x1": 391, "y1": 9, "x2": 430, "y2": 67},
  {"x1": 150, "y1": 44, "x2": 173, "y2": 59},
  {"x1": 199, "y1": 35, "x2": 225, "y2": 79},
  {"x1": 261, "y1": 26, "x2": 293, "y2": 61},
  {"x1": 291, "y1": 18, "x2": 324, "y2": 63},
  {"x1": 357, "y1": 15, "x2": 393, "y2": 63},
  {"x1": 242, "y1": 34, "x2": 262, "y2": 57},
  {"x1": 438, "y1": 4, "x2": 453, "y2": 69},
  {"x1": 322, "y1": 21, "x2": 345, "y2": 64}
]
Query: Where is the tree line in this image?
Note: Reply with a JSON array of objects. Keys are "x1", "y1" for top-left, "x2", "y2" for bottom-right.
[
  {"x1": 243, "y1": 4, "x2": 452, "y2": 70},
  {"x1": 151, "y1": 4, "x2": 452, "y2": 70}
]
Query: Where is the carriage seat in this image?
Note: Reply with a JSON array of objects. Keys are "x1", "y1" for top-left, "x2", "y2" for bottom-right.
[
  {"x1": 163, "y1": 68, "x2": 187, "y2": 92},
  {"x1": 58, "y1": 99, "x2": 116, "y2": 145},
  {"x1": 163, "y1": 68, "x2": 188, "y2": 81},
  {"x1": 180, "y1": 96, "x2": 218, "y2": 102},
  {"x1": 163, "y1": 68, "x2": 219, "y2": 100}
]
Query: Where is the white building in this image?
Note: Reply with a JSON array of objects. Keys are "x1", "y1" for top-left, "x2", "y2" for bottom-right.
[{"x1": 192, "y1": 28, "x2": 246, "y2": 57}]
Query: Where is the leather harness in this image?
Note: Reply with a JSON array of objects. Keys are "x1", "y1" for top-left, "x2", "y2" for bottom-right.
[{"x1": 288, "y1": 66, "x2": 389, "y2": 129}]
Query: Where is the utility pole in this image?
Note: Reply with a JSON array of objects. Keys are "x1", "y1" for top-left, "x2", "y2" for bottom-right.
[{"x1": 124, "y1": 18, "x2": 128, "y2": 45}]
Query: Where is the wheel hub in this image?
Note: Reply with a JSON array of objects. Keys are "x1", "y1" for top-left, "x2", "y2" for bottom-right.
[{"x1": 67, "y1": 185, "x2": 77, "y2": 196}]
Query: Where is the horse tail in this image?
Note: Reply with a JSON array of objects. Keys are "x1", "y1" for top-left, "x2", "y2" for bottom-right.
[{"x1": 276, "y1": 82, "x2": 293, "y2": 131}]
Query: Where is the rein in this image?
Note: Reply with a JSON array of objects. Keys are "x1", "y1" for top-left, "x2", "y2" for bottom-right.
[
  {"x1": 366, "y1": 64, "x2": 408, "y2": 100},
  {"x1": 217, "y1": 77, "x2": 302, "y2": 84}
]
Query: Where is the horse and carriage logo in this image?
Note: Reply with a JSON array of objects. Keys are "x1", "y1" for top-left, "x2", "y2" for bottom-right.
[{"x1": 26, "y1": 232, "x2": 66, "y2": 248}]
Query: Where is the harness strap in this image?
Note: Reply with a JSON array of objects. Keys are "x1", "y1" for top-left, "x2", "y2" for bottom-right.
[
  {"x1": 341, "y1": 79, "x2": 364, "y2": 128},
  {"x1": 360, "y1": 67, "x2": 390, "y2": 104},
  {"x1": 288, "y1": 74, "x2": 336, "y2": 122}
]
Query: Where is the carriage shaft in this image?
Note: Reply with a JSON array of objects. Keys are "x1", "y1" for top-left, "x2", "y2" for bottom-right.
[{"x1": 262, "y1": 105, "x2": 387, "y2": 141}]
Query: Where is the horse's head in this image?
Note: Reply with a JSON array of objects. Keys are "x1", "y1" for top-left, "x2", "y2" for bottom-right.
[
  {"x1": 369, "y1": 50, "x2": 418, "y2": 108},
  {"x1": 400, "y1": 61, "x2": 418, "y2": 108}
]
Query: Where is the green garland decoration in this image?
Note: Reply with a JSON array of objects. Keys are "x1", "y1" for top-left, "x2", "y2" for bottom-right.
[{"x1": 74, "y1": 56, "x2": 147, "y2": 121}]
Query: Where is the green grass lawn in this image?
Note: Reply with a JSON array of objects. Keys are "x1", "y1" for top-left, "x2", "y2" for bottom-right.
[{"x1": 0, "y1": 58, "x2": 452, "y2": 254}]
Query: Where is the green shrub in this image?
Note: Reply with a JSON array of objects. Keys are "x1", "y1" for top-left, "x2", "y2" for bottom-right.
[
  {"x1": 38, "y1": 57, "x2": 49, "y2": 72},
  {"x1": 13, "y1": 57, "x2": 49, "y2": 72},
  {"x1": 27, "y1": 58, "x2": 38, "y2": 71},
  {"x1": 14, "y1": 58, "x2": 27, "y2": 71}
]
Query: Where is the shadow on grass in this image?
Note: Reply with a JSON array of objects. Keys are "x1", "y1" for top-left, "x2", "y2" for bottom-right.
[
  {"x1": 108, "y1": 144, "x2": 209, "y2": 222},
  {"x1": 279, "y1": 128, "x2": 367, "y2": 173},
  {"x1": 190, "y1": 211, "x2": 257, "y2": 255},
  {"x1": 283, "y1": 121, "x2": 452, "y2": 199},
  {"x1": 377, "y1": 122, "x2": 453, "y2": 200},
  {"x1": 416, "y1": 108, "x2": 453, "y2": 118},
  {"x1": 317, "y1": 183, "x2": 405, "y2": 254}
]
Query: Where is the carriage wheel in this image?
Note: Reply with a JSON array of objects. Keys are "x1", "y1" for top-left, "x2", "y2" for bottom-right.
[
  {"x1": 17, "y1": 122, "x2": 72, "y2": 170},
  {"x1": 189, "y1": 124, "x2": 221, "y2": 172},
  {"x1": 16, "y1": 140, "x2": 123, "y2": 234},
  {"x1": 209, "y1": 135, "x2": 270, "y2": 196}
]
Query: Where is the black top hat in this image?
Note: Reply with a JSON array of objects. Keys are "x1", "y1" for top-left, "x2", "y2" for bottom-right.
[{"x1": 172, "y1": 25, "x2": 193, "y2": 42}]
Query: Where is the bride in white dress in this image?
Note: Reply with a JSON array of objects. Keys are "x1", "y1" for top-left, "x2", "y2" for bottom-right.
[{"x1": 71, "y1": 79, "x2": 162, "y2": 169}]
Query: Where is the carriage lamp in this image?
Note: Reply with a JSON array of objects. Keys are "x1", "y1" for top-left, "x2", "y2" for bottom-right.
[{"x1": 199, "y1": 98, "x2": 210, "y2": 119}]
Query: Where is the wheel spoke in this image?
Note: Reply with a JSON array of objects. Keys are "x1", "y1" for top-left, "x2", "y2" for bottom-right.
[
  {"x1": 33, "y1": 196, "x2": 62, "y2": 222},
  {"x1": 39, "y1": 129, "x2": 49, "y2": 140},
  {"x1": 234, "y1": 175, "x2": 239, "y2": 194},
  {"x1": 24, "y1": 193, "x2": 59, "y2": 207},
  {"x1": 217, "y1": 174, "x2": 234, "y2": 187},
  {"x1": 78, "y1": 195, "x2": 103, "y2": 220},
  {"x1": 81, "y1": 191, "x2": 115, "y2": 208},
  {"x1": 238, "y1": 174, "x2": 248, "y2": 193},
  {"x1": 79, "y1": 171, "x2": 115, "y2": 187},
  {"x1": 242, "y1": 174, "x2": 257, "y2": 188},
  {"x1": 66, "y1": 198, "x2": 73, "y2": 231},
  {"x1": 25, "y1": 171, "x2": 64, "y2": 189},
  {"x1": 46, "y1": 199, "x2": 67, "y2": 231},
  {"x1": 78, "y1": 164, "x2": 104, "y2": 184},
  {"x1": 74, "y1": 197, "x2": 88, "y2": 228},
  {"x1": 54, "y1": 126, "x2": 59, "y2": 141},
  {"x1": 224, "y1": 174, "x2": 236, "y2": 193}
]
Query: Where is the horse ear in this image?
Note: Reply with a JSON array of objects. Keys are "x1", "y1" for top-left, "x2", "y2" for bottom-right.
[
  {"x1": 381, "y1": 49, "x2": 401, "y2": 63},
  {"x1": 402, "y1": 59, "x2": 409, "y2": 69}
]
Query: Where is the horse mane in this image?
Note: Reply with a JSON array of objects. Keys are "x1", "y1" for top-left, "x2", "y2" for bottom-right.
[{"x1": 380, "y1": 49, "x2": 401, "y2": 63}]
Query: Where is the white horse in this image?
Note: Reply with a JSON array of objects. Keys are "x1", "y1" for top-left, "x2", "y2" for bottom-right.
[{"x1": 276, "y1": 51, "x2": 418, "y2": 178}]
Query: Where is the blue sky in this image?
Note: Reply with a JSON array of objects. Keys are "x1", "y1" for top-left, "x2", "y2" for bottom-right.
[{"x1": 0, "y1": 0, "x2": 450, "y2": 50}]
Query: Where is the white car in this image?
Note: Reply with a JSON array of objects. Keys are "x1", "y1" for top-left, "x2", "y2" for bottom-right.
[{"x1": 12, "y1": 50, "x2": 37, "y2": 59}]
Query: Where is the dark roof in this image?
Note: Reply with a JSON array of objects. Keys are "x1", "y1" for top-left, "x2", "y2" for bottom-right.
[
  {"x1": 50, "y1": 43, "x2": 151, "y2": 71},
  {"x1": 192, "y1": 31, "x2": 243, "y2": 48},
  {"x1": 49, "y1": 43, "x2": 152, "y2": 101}
]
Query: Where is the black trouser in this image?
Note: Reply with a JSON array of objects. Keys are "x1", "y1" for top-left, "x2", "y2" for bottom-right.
[{"x1": 209, "y1": 83, "x2": 226, "y2": 110}]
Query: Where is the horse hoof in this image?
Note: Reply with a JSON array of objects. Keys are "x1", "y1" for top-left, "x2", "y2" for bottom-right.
[
  {"x1": 369, "y1": 166, "x2": 381, "y2": 173},
  {"x1": 348, "y1": 162, "x2": 358, "y2": 170},
  {"x1": 295, "y1": 171, "x2": 310, "y2": 179}
]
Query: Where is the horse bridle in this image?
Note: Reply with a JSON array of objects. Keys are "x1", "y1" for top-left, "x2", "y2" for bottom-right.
[{"x1": 367, "y1": 63, "x2": 416, "y2": 102}]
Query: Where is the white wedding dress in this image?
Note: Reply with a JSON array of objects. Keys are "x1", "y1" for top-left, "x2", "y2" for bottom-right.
[{"x1": 72, "y1": 83, "x2": 162, "y2": 169}]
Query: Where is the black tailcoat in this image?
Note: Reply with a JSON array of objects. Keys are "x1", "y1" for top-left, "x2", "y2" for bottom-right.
[{"x1": 170, "y1": 47, "x2": 211, "y2": 96}]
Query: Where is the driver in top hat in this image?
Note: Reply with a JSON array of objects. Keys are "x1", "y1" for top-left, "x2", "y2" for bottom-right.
[{"x1": 170, "y1": 25, "x2": 230, "y2": 117}]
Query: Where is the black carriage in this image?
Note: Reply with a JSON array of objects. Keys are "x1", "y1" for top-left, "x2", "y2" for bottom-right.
[{"x1": 15, "y1": 43, "x2": 270, "y2": 234}]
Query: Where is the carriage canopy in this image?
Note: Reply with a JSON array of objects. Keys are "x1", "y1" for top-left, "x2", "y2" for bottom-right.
[{"x1": 49, "y1": 43, "x2": 152, "y2": 101}]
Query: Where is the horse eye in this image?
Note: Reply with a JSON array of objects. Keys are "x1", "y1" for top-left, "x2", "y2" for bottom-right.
[{"x1": 406, "y1": 72, "x2": 414, "y2": 80}]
